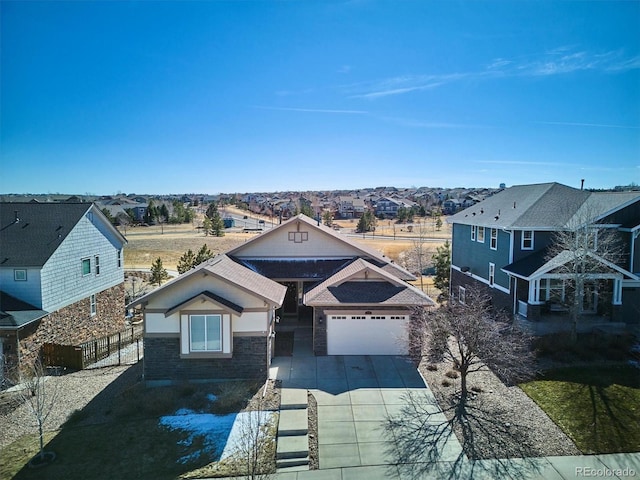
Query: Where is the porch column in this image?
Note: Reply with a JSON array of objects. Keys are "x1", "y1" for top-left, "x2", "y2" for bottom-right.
[
  {"x1": 613, "y1": 278, "x2": 622, "y2": 305},
  {"x1": 528, "y1": 279, "x2": 540, "y2": 303}
]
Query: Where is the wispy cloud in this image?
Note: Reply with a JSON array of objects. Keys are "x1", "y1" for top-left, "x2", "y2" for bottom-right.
[
  {"x1": 345, "y1": 48, "x2": 639, "y2": 100},
  {"x1": 536, "y1": 121, "x2": 640, "y2": 130},
  {"x1": 253, "y1": 105, "x2": 368, "y2": 115},
  {"x1": 378, "y1": 115, "x2": 483, "y2": 129}
]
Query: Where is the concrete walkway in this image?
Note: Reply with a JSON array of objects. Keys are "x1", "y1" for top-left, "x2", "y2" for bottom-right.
[{"x1": 264, "y1": 326, "x2": 640, "y2": 480}]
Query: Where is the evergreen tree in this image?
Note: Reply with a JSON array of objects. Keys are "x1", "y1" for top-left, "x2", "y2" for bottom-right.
[
  {"x1": 300, "y1": 204, "x2": 314, "y2": 217},
  {"x1": 177, "y1": 249, "x2": 196, "y2": 274},
  {"x1": 143, "y1": 200, "x2": 156, "y2": 224},
  {"x1": 322, "y1": 210, "x2": 333, "y2": 227},
  {"x1": 101, "y1": 208, "x2": 116, "y2": 225},
  {"x1": 432, "y1": 240, "x2": 451, "y2": 300},
  {"x1": 209, "y1": 208, "x2": 225, "y2": 237},
  {"x1": 356, "y1": 210, "x2": 376, "y2": 233},
  {"x1": 150, "y1": 257, "x2": 169, "y2": 286},
  {"x1": 202, "y1": 216, "x2": 212, "y2": 236},
  {"x1": 195, "y1": 244, "x2": 213, "y2": 265},
  {"x1": 435, "y1": 216, "x2": 443, "y2": 231}
]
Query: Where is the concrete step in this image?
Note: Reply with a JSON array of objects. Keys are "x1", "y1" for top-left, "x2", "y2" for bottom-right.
[
  {"x1": 276, "y1": 457, "x2": 310, "y2": 470},
  {"x1": 280, "y1": 388, "x2": 308, "y2": 410},
  {"x1": 276, "y1": 434, "x2": 309, "y2": 459},
  {"x1": 278, "y1": 408, "x2": 308, "y2": 436}
]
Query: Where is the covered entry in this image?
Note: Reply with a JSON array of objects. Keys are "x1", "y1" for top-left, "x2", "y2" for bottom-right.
[{"x1": 326, "y1": 313, "x2": 409, "y2": 355}]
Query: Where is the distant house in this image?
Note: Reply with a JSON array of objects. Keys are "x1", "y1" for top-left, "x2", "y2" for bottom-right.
[
  {"x1": 448, "y1": 183, "x2": 640, "y2": 324},
  {"x1": 336, "y1": 196, "x2": 365, "y2": 218},
  {"x1": 0, "y1": 203, "x2": 127, "y2": 378},
  {"x1": 130, "y1": 214, "x2": 435, "y2": 385},
  {"x1": 442, "y1": 198, "x2": 462, "y2": 215}
]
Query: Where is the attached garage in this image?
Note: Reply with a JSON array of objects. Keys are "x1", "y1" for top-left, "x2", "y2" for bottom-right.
[{"x1": 326, "y1": 313, "x2": 409, "y2": 355}]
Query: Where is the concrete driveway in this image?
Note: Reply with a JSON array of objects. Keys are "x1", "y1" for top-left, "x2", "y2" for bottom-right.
[{"x1": 270, "y1": 349, "x2": 463, "y2": 476}]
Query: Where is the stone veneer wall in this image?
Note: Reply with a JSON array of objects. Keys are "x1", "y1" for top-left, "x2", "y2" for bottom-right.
[
  {"x1": 313, "y1": 308, "x2": 327, "y2": 356},
  {"x1": 17, "y1": 284, "x2": 126, "y2": 368},
  {"x1": 144, "y1": 335, "x2": 268, "y2": 384}
]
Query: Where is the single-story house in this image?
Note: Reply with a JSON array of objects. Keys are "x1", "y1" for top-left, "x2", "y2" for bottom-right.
[{"x1": 130, "y1": 214, "x2": 435, "y2": 384}]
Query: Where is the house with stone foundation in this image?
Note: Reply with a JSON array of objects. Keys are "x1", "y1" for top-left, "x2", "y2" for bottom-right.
[
  {"x1": 0, "y1": 202, "x2": 127, "y2": 380},
  {"x1": 130, "y1": 214, "x2": 435, "y2": 385}
]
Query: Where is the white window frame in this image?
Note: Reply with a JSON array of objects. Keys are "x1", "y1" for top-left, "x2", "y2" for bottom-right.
[
  {"x1": 489, "y1": 263, "x2": 495, "y2": 286},
  {"x1": 14, "y1": 269, "x2": 27, "y2": 281},
  {"x1": 82, "y1": 258, "x2": 91, "y2": 276},
  {"x1": 95, "y1": 255, "x2": 100, "y2": 275},
  {"x1": 458, "y1": 286, "x2": 466, "y2": 305},
  {"x1": 471, "y1": 225, "x2": 476, "y2": 241},
  {"x1": 490, "y1": 228, "x2": 498, "y2": 250},
  {"x1": 189, "y1": 314, "x2": 222, "y2": 352},
  {"x1": 521, "y1": 230, "x2": 534, "y2": 250},
  {"x1": 90, "y1": 294, "x2": 97, "y2": 316},
  {"x1": 477, "y1": 226, "x2": 485, "y2": 243}
]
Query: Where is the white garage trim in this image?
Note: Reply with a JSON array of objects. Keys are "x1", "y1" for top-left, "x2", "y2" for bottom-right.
[{"x1": 326, "y1": 314, "x2": 409, "y2": 355}]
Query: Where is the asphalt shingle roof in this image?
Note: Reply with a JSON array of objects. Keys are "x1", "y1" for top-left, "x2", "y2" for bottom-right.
[
  {"x1": 0, "y1": 291, "x2": 48, "y2": 328},
  {"x1": 0, "y1": 202, "x2": 94, "y2": 267},
  {"x1": 448, "y1": 183, "x2": 640, "y2": 229}
]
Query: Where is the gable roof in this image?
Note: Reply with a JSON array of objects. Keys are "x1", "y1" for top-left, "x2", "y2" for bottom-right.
[
  {"x1": 128, "y1": 254, "x2": 287, "y2": 308},
  {"x1": 305, "y1": 258, "x2": 435, "y2": 307},
  {"x1": 227, "y1": 214, "x2": 415, "y2": 281},
  {"x1": 0, "y1": 202, "x2": 127, "y2": 267},
  {"x1": 0, "y1": 291, "x2": 48, "y2": 329},
  {"x1": 165, "y1": 291, "x2": 243, "y2": 317},
  {"x1": 502, "y1": 248, "x2": 638, "y2": 281},
  {"x1": 448, "y1": 183, "x2": 640, "y2": 230}
]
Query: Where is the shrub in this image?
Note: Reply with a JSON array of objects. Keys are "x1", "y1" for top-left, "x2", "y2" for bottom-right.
[
  {"x1": 441, "y1": 379, "x2": 452, "y2": 387},
  {"x1": 425, "y1": 364, "x2": 438, "y2": 371},
  {"x1": 445, "y1": 370, "x2": 459, "y2": 379}
]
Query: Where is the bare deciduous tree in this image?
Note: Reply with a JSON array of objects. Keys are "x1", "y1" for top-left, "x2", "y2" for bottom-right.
[
  {"x1": 228, "y1": 405, "x2": 276, "y2": 479},
  {"x1": 411, "y1": 288, "x2": 535, "y2": 403},
  {"x1": 545, "y1": 207, "x2": 625, "y2": 343},
  {"x1": 18, "y1": 357, "x2": 59, "y2": 465}
]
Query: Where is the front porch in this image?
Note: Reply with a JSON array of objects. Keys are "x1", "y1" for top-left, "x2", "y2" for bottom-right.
[{"x1": 514, "y1": 312, "x2": 630, "y2": 336}]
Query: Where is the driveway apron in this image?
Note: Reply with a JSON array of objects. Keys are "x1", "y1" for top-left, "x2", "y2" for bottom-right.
[{"x1": 269, "y1": 333, "x2": 463, "y2": 473}]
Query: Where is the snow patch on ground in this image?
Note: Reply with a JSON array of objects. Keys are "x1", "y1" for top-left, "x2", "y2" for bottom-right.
[{"x1": 159, "y1": 410, "x2": 275, "y2": 464}]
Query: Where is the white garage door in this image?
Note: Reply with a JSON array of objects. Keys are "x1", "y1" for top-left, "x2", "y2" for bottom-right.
[{"x1": 327, "y1": 314, "x2": 409, "y2": 355}]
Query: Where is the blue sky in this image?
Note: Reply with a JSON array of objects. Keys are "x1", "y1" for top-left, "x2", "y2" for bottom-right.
[{"x1": 1, "y1": 1, "x2": 638, "y2": 195}]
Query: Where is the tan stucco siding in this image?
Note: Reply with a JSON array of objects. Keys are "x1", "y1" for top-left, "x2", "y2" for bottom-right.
[{"x1": 233, "y1": 224, "x2": 362, "y2": 258}]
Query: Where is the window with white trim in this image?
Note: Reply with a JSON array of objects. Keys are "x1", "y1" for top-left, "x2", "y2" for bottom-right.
[
  {"x1": 471, "y1": 225, "x2": 476, "y2": 241},
  {"x1": 90, "y1": 294, "x2": 97, "y2": 316},
  {"x1": 189, "y1": 314, "x2": 222, "y2": 352},
  {"x1": 490, "y1": 228, "x2": 497, "y2": 250},
  {"x1": 95, "y1": 255, "x2": 100, "y2": 275},
  {"x1": 82, "y1": 258, "x2": 91, "y2": 276},
  {"x1": 522, "y1": 230, "x2": 534, "y2": 250},
  {"x1": 458, "y1": 286, "x2": 466, "y2": 305},
  {"x1": 351, "y1": 316, "x2": 366, "y2": 320},
  {"x1": 489, "y1": 263, "x2": 495, "y2": 286},
  {"x1": 477, "y1": 226, "x2": 485, "y2": 243},
  {"x1": 14, "y1": 269, "x2": 27, "y2": 281}
]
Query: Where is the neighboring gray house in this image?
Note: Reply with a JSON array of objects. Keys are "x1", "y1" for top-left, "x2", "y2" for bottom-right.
[
  {"x1": 448, "y1": 183, "x2": 640, "y2": 324},
  {"x1": 0, "y1": 203, "x2": 127, "y2": 377}
]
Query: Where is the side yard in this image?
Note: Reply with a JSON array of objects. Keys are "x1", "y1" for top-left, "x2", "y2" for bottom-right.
[
  {"x1": 420, "y1": 332, "x2": 640, "y2": 460},
  {"x1": 0, "y1": 364, "x2": 280, "y2": 480}
]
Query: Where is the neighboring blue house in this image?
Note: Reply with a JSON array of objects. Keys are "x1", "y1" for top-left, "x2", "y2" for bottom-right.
[
  {"x1": 448, "y1": 183, "x2": 640, "y2": 324},
  {"x1": 0, "y1": 202, "x2": 128, "y2": 377}
]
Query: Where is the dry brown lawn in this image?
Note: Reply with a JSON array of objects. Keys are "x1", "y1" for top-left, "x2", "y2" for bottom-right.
[{"x1": 121, "y1": 214, "x2": 451, "y2": 278}]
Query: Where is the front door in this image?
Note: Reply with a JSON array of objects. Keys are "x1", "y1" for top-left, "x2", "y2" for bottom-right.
[{"x1": 282, "y1": 282, "x2": 298, "y2": 315}]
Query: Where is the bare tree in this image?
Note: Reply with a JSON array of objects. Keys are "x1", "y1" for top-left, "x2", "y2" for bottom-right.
[
  {"x1": 18, "y1": 357, "x2": 59, "y2": 466},
  {"x1": 545, "y1": 206, "x2": 625, "y2": 342},
  {"x1": 228, "y1": 404, "x2": 276, "y2": 479},
  {"x1": 411, "y1": 288, "x2": 535, "y2": 403},
  {"x1": 403, "y1": 220, "x2": 432, "y2": 292}
]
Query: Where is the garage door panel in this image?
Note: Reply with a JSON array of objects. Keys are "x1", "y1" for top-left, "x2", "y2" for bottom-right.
[{"x1": 327, "y1": 315, "x2": 408, "y2": 355}]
